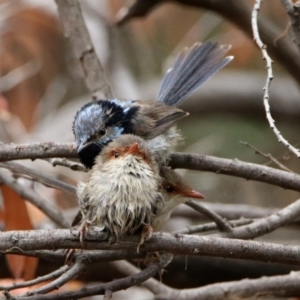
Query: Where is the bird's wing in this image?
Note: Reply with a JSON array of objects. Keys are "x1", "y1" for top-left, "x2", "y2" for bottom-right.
[
  {"x1": 71, "y1": 210, "x2": 83, "y2": 226},
  {"x1": 132, "y1": 100, "x2": 188, "y2": 139},
  {"x1": 157, "y1": 42, "x2": 233, "y2": 106}
]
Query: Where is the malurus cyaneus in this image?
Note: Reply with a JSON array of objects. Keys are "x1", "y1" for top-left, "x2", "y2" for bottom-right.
[{"x1": 73, "y1": 42, "x2": 233, "y2": 169}]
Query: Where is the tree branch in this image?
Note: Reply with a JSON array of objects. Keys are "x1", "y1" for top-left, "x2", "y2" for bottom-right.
[
  {"x1": 1, "y1": 230, "x2": 300, "y2": 266},
  {"x1": 0, "y1": 170, "x2": 70, "y2": 228},
  {"x1": 13, "y1": 253, "x2": 172, "y2": 300},
  {"x1": 185, "y1": 201, "x2": 232, "y2": 232},
  {"x1": 55, "y1": 0, "x2": 112, "y2": 99},
  {"x1": 170, "y1": 152, "x2": 300, "y2": 192},
  {"x1": 280, "y1": 0, "x2": 300, "y2": 54},
  {"x1": 116, "y1": 0, "x2": 300, "y2": 85},
  {"x1": 0, "y1": 265, "x2": 70, "y2": 292},
  {"x1": 219, "y1": 197, "x2": 300, "y2": 239},
  {"x1": 0, "y1": 161, "x2": 76, "y2": 196},
  {"x1": 0, "y1": 142, "x2": 76, "y2": 161}
]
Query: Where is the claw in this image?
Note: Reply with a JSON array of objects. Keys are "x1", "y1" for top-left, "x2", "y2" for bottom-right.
[
  {"x1": 137, "y1": 224, "x2": 153, "y2": 253},
  {"x1": 78, "y1": 220, "x2": 89, "y2": 248}
]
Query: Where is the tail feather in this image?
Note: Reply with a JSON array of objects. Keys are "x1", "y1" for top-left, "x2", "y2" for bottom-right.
[{"x1": 157, "y1": 42, "x2": 233, "y2": 106}]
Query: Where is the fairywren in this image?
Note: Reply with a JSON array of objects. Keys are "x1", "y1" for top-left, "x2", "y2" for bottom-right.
[
  {"x1": 73, "y1": 42, "x2": 233, "y2": 169},
  {"x1": 152, "y1": 167, "x2": 205, "y2": 231},
  {"x1": 76, "y1": 134, "x2": 163, "y2": 242}
]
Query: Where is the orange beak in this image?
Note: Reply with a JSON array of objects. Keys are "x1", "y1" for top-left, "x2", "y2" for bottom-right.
[
  {"x1": 184, "y1": 189, "x2": 205, "y2": 199},
  {"x1": 127, "y1": 142, "x2": 140, "y2": 155}
]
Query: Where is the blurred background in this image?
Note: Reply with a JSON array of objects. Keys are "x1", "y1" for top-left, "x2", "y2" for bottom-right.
[{"x1": 0, "y1": 0, "x2": 300, "y2": 298}]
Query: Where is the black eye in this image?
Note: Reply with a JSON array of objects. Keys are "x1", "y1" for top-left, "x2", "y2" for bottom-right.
[
  {"x1": 99, "y1": 129, "x2": 106, "y2": 136},
  {"x1": 114, "y1": 151, "x2": 119, "y2": 158},
  {"x1": 166, "y1": 185, "x2": 174, "y2": 193}
]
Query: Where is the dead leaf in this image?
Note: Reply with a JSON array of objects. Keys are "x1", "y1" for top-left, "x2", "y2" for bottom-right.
[{"x1": 1, "y1": 184, "x2": 39, "y2": 280}]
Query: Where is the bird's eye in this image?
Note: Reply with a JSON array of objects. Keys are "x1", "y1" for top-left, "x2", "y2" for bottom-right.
[
  {"x1": 99, "y1": 128, "x2": 106, "y2": 136},
  {"x1": 165, "y1": 185, "x2": 174, "y2": 193},
  {"x1": 114, "y1": 151, "x2": 119, "y2": 158}
]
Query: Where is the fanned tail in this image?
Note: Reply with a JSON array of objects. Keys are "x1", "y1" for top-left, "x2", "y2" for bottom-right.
[{"x1": 156, "y1": 42, "x2": 233, "y2": 106}]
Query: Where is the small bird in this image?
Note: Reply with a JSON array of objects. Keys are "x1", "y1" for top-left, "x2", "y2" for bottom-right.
[
  {"x1": 152, "y1": 167, "x2": 205, "y2": 231},
  {"x1": 73, "y1": 42, "x2": 233, "y2": 169},
  {"x1": 76, "y1": 134, "x2": 163, "y2": 244},
  {"x1": 73, "y1": 161, "x2": 204, "y2": 242}
]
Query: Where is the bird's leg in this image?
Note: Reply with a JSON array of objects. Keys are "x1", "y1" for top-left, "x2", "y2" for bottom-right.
[
  {"x1": 137, "y1": 223, "x2": 153, "y2": 253},
  {"x1": 78, "y1": 220, "x2": 89, "y2": 248}
]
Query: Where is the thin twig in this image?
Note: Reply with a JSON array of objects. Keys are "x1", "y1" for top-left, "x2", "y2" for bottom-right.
[
  {"x1": 173, "y1": 218, "x2": 254, "y2": 235},
  {"x1": 0, "y1": 265, "x2": 70, "y2": 291},
  {"x1": 109, "y1": 259, "x2": 174, "y2": 297},
  {"x1": 14, "y1": 253, "x2": 172, "y2": 300},
  {"x1": 0, "y1": 161, "x2": 76, "y2": 196},
  {"x1": 252, "y1": 0, "x2": 300, "y2": 157},
  {"x1": 0, "y1": 169, "x2": 70, "y2": 228},
  {"x1": 239, "y1": 141, "x2": 293, "y2": 172},
  {"x1": 55, "y1": 0, "x2": 112, "y2": 99},
  {"x1": 280, "y1": 0, "x2": 300, "y2": 54},
  {"x1": 47, "y1": 158, "x2": 86, "y2": 172},
  {"x1": 185, "y1": 200, "x2": 233, "y2": 232},
  {"x1": 24, "y1": 257, "x2": 87, "y2": 296}
]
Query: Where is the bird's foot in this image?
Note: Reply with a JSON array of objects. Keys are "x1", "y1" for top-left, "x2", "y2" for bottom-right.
[
  {"x1": 78, "y1": 220, "x2": 89, "y2": 248},
  {"x1": 137, "y1": 224, "x2": 153, "y2": 253}
]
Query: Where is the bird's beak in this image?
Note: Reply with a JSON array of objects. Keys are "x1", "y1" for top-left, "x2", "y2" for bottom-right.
[
  {"x1": 184, "y1": 189, "x2": 205, "y2": 199},
  {"x1": 127, "y1": 142, "x2": 139, "y2": 155},
  {"x1": 77, "y1": 141, "x2": 94, "y2": 154}
]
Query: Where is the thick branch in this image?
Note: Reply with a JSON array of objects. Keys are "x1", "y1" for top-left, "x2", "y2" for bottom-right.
[
  {"x1": 220, "y1": 197, "x2": 300, "y2": 239},
  {"x1": 170, "y1": 152, "x2": 300, "y2": 192},
  {"x1": 1, "y1": 143, "x2": 300, "y2": 192},
  {"x1": 1, "y1": 230, "x2": 300, "y2": 266},
  {"x1": 55, "y1": 0, "x2": 112, "y2": 99},
  {"x1": 160, "y1": 271, "x2": 300, "y2": 299},
  {"x1": 0, "y1": 142, "x2": 76, "y2": 161}
]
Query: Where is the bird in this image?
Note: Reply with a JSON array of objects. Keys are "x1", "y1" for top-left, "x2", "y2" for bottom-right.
[
  {"x1": 76, "y1": 134, "x2": 164, "y2": 245},
  {"x1": 73, "y1": 158, "x2": 204, "y2": 243},
  {"x1": 152, "y1": 167, "x2": 205, "y2": 231},
  {"x1": 73, "y1": 42, "x2": 233, "y2": 169}
]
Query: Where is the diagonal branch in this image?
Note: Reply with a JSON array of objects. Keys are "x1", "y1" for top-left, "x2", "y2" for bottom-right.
[
  {"x1": 0, "y1": 169, "x2": 70, "y2": 228},
  {"x1": 13, "y1": 253, "x2": 172, "y2": 300},
  {"x1": 185, "y1": 200, "x2": 232, "y2": 232},
  {"x1": 55, "y1": 0, "x2": 112, "y2": 99},
  {"x1": 0, "y1": 265, "x2": 70, "y2": 292},
  {"x1": 23, "y1": 257, "x2": 86, "y2": 296},
  {"x1": 219, "y1": 197, "x2": 300, "y2": 239},
  {"x1": 0, "y1": 161, "x2": 76, "y2": 196}
]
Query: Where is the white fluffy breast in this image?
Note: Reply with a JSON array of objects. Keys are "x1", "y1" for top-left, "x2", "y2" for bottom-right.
[{"x1": 78, "y1": 154, "x2": 163, "y2": 237}]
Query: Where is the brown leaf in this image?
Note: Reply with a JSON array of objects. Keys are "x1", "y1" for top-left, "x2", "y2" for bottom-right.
[{"x1": 1, "y1": 184, "x2": 39, "y2": 280}]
